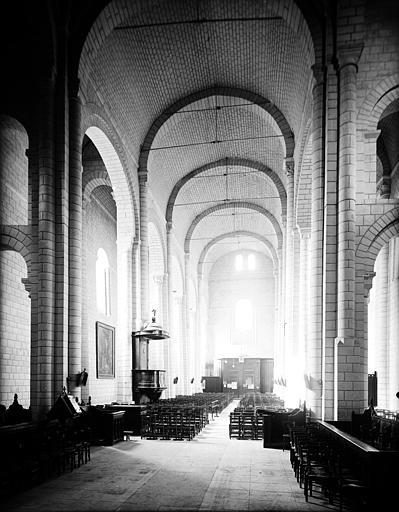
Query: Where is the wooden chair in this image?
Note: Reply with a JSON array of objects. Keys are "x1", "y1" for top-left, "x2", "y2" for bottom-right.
[{"x1": 229, "y1": 412, "x2": 242, "y2": 439}]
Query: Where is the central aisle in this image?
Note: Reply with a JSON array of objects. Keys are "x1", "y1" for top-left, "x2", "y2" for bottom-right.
[{"x1": 4, "y1": 399, "x2": 339, "y2": 511}]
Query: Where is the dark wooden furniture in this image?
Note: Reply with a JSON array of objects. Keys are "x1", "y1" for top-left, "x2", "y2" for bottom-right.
[
  {"x1": 105, "y1": 404, "x2": 146, "y2": 435},
  {"x1": 202, "y1": 376, "x2": 223, "y2": 393},
  {"x1": 317, "y1": 420, "x2": 399, "y2": 508},
  {"x1": 88, "y1": 407, "x2": 125, "y2": 445},
  {"x1": 263, "y1": 410, "x2": 305, "y2": 448},
  {"x1": 132, "y1": 369, "x2": 167, "y2": 404},
  {"x1": 0, "y1": 416, "x2": 92, "y2": 499},
  {"x1": 220, "y1": 358, "x2": 274, "y2": 394}
]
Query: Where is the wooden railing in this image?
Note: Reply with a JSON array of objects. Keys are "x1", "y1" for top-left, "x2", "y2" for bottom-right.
[{"x1": 317, "y1": 420, "x2": 399, "y2": 507}]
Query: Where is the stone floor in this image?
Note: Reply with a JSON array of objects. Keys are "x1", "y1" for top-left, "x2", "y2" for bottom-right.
[{"x1": 2, "y1": 400, "x2": 342, "y2": 511}]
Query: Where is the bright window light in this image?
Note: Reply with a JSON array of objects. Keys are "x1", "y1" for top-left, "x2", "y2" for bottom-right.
[
  {"x1": 96, "y1": 248, "x2": 111, "y2": 315},
  {"x1": 248, "y1": 253, "x2": 256, "y2": 270},
  {"x1": 235, "y1": 254, "x2": 243, "y2": 271},
  {"x1": 235, "y1": 298, "x2": 253, "y2": 330}
]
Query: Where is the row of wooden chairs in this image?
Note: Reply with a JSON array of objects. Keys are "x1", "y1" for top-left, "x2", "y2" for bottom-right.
[
  {"x1": 372, "y1": 414, "x2": 399, "y2": 450},
  {"x1": 239, "y1": 391, "x2": 285, "y2": 410},
  {"x1": 141, "y1": 406, "x2": 207, "y2": 440},
  {"x1": 288, "y1": 423, "x2": 369, "y2": 510},
  {"x1": 229, "y1": 409, "x2": 264, "y2": 439},
  {"x1": 0, "y1": 419, "x2": 91, "y2": 499},
  {"x1": 376, "y1": 408, "x2": 399, "y2": 420},
  {"x1": 140, "y1": 393, "x2": 233, "y2": 440}
]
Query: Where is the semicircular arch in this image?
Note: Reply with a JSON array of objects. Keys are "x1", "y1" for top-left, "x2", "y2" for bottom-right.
[
  {"x1": 0, "y1": 227, "x2": 31, "y2": 270},
  {"x1": 82, "y1": 105, "x2": 139, "y2": 240},
  {"x1": 356, "y1": 206, "x2": 399, "y2": 276},
  {"x1": 185, "y1": 201, "x2": 283, "y2": 253},
  {"x1": 82, "y1": 169, "x2": 112, "y2": 203},
  {"x1": 198, "y1": 230, "x2": 278, "y2": 278},
  {"x1": 140, "y1": 87, "x2": 294, "y2": 173},
  {"x1": 166, "y1": 157, "x2": 287, "y2": 223},
  {"x1": 79, "y1": 0, "x2": 316, "y2": 94},
  {"x1": 357, "y1": 74, "x2": 399, "y2": 131}
]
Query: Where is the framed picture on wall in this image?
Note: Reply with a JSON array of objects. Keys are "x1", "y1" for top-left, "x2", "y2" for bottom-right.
[{"x1": 96, "y1": 321, "x2": 115, "y2": 379}]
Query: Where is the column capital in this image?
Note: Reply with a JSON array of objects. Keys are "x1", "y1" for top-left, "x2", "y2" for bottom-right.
[
  {"x1": 363, "y1": 129, "x2": 381, "y2": 142},
  {"x1": 68, "y1": 76, "x2": 80, "y2": 98},
  {"x1": 138, "y1": 168, "x2": 148, "y2": 183},
  {"x1": 21, "y1": 278, "x2": 32, "y2": 298},
  {"x1": 285, "y1": 157, "x2": 295, "y2": 176},
  {"x1": 337, "y1": 43, "x2": 364, "y2": 72},
  {"x1": 153, "y1": 274, "x2": 165, "y2": 285},
  {"x1": 363, "y1": 271, "x2": 376, "y2": 297},
  {"x1": 166, "y1": 221, "x2": 174, "y2": 234},
  {"x1": 311, "y1": 63, "x2": 326, "y2": 86},
  {"x1": 298, "y1": 227, "x2": 311, "y2": 240},
  {"x1": 132, "y1": 236, "x2": 141, "y2": 248},
  {"x1": 377, "y1": 176, "x2": 391, "y2": 199}
]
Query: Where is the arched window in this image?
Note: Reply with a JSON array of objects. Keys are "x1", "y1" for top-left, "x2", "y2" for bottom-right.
[
  {"x1": 96, "y1": 248, "x2": 111, "y2": 315},
  {"x1": 235, "y1": 254, "x2": 243, "y2": 271},
  {"x1": 248, "y1": 253, "x2": 256, "y2": 270},
  {"x1": 235, "y1": 299, "x2": 253, "y2": 330}
]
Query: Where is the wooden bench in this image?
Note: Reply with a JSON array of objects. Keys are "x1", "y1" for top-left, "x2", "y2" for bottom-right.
[{"x1": 317, "y1": 420, "x2": 399, "y2": 508}]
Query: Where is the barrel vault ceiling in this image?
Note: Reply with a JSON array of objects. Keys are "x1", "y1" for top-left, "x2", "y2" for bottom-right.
[{"x1": 82, "y1": 0, "x2": 315, "y2": 271}]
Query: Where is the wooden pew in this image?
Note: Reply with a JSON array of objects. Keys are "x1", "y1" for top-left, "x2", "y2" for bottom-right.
[{"x1": 317, "y1": 420, "x2": 399, "y2": 508}]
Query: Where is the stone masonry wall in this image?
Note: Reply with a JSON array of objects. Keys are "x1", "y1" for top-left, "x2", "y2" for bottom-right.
[
  {"x1": 82, "y1": 191, "x2": 118, "y2": 405},
  {"x1": 0, "y1": 251, "x2": 30, "y2": 408}
]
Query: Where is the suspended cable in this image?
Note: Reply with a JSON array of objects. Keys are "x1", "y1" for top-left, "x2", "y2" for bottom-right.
[
  {"x1": 225, "y1": 157, "x2": 229, "y2": 201},
  {"x1": 174, "y1": 196, "x2": 280, "y2": 206},
  {"x1": 186, "y1": 169, "x2": 274, "y2": 179},
  {"x1": 215, "y1": 96, "x2": 219, "y2": 142},
  {"x1": 167, "y1": 101, "x2": 272, "y2": 114},
  {"x1": 207, "y1": 211, "x2": 273, "y2": 216},
  {"x1": 116, "y1": 16, "x2": 283, "y2": 31},
  {"x1": 191, "y1": 235, "x2": 277, "y2": 240},
  {"x1": 149, "y1": 133, "x2": 284, "y2": 151}
]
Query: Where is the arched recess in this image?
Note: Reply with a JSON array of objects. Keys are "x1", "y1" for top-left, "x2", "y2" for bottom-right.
[
  {"x1": 139, "y1": 86, "x2": 294, "y2": 171},
  {"x1": 0, "y1": 249, "x2": 31, "y2": 408},
  {"x1": 357, "y1": 76, "x2": 399, "y2": 130},
  {"x1": 376, "y1": 98, "x2": 399, "y2": 198},
  {"x1": 0, "y1": 227, "x2": 31, "y2": 270},
  {"x1": 82, "y1": 125, "x2": 136, "y2": 403},
  {"x1": 356, "y1": 207, "x2": 399, "y2": 274},
  {"x1": 206, "y1": 249, "x2": 276, "y2": 366},
  {"x1": 83, "y1": 120, "x2": 138, "y2": 240},
  {"x1": 355, "y1": 207, "x2": 399, "y2": 411},
  {"x1": 170, "y1": 255, "x2": 185, "y2": 396},
  {"x1": 166, "y1": 157, "x2": 287, "y2": 223},
  {"x1": 198, "y1": 231, "x2": 278, "y2": 279},
  {"x1": 148, "y1": 221, "x2": 166, "y2": 371},
  {"x1": 0, "y1": 115, "x2": 31, "y2": 408},
  {"x1": 187, "y1": 276, "x2": 201, "y2": 393},
  {"x1": 185, "y1": 202, "x2": 283, "y2": 254},
  {"x1": 356, "y1": 77, "x2": 399, "y2": 199},
  {"x1": 83, "y1": 169, "x2": 112, "y2": 202},
  {"x1": 364, "y1": 230, "x2": 399, "y2": 412}
]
